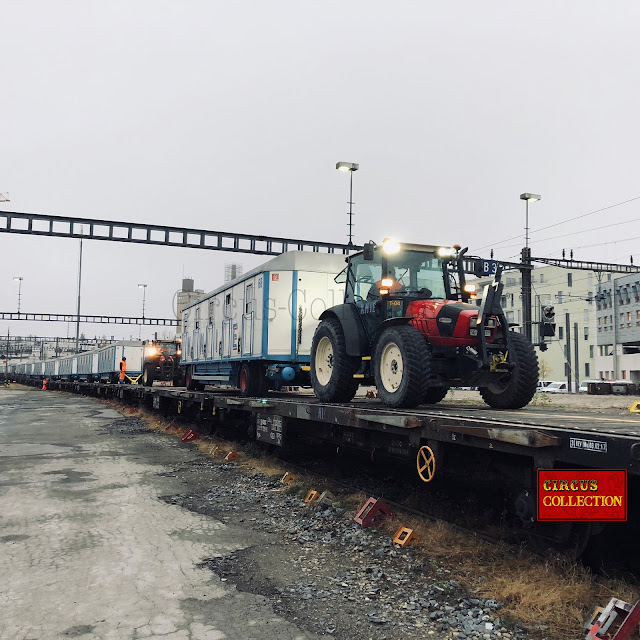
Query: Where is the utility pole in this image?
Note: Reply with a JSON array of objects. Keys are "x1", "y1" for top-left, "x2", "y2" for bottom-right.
[
  {"x1": 612, "y1": 284, "x2": 619, "y2": 379},
  {"x1": 521, "y1": 247, "x2": 533, "y2": 342},
  {"x1": 5, "y1": 328, "x2": 9, "y2": 381},
  {"x1": 75, "y1": 231, "x2": 83, "y2": 353},
  {"x1": 565, "y1": 313, "x2": 572, "y2": 392},
  {"x1": 574, "y1": 322, "x2": 580, "y2": 393}
]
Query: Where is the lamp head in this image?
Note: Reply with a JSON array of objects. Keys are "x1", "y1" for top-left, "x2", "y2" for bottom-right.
[
  {"x1": 520, "y1": 193, "x2": 541, "y2": 202},
  {"x1": 336, "y1": 161, "x2": 359, "y2": 172}
]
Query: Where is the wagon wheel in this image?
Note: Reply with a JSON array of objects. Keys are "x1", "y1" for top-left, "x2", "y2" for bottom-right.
[{"x1": 417, "y1": 445, "x2": 436, "y2": 483}]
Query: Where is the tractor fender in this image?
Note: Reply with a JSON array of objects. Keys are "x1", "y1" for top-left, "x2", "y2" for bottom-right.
[
  {"x1": 319, "y1": 305, "x2": 369, "y2": 356},
  {"x1": 371, "y1": 317, "x2": 415, "y2": 354}
]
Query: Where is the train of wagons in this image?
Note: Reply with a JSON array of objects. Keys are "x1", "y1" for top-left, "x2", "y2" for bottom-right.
[{"x1": 10, "y1": 240, "x2": 539, "y2": 410}]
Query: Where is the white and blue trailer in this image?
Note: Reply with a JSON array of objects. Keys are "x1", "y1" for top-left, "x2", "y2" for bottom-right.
[
  {"x1": 181, "y1": 251, "x2": 346, "y2": 394},
  {"x1": 97, "y1": 341, "x2": 144, "y2": 383}
]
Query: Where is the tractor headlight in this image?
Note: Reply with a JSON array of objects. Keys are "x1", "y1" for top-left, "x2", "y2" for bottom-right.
[
  {"x1": 176, "y1": 349, "x2": 182, "y2": 356},
  {"x1": 470, "y1": 316, "x2": 497, "y2": 328},
  {"x1": 381, "y1": 238, "x2": 401, "y2": 255},
  {"x1": 463, "y1": 284, "x2": 477, "y2": 294},
  {"x1": 380, "y1": 278, "x2": 394, "y2": 288},
  {"x1": 437, "y1": 247, "x2": 453, "y2": 258},
  {"x1": 147, "y1": 347, "x2": 157, "y2": 357}
]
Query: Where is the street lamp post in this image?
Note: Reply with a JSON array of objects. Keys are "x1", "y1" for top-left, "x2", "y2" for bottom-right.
[
  {"x1": 13, "y1": 277, "x2": 23, "y2": 313},
  {"x1": 520, "y1": 192, "x2": 541, "y2": 251},
  {"x1": 519, "y1": 193, "x2": 541, "y2": 343},
  {"x1": 336, "y1": 161, "x2": 359, "y2": 246},
  {"x1": 138, "y1": 284, "x2": 147, "y2": 339}
]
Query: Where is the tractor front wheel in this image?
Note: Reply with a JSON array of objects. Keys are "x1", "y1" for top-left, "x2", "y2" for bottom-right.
[
  {"x1": 142, "y1": 365, "x2": 154, "y2": 387},
  {"x1": 310, "y1": 318, "x2": 359, "y2": 403},
  {"x1": 479, "y1": 332, "x2": 539, "y2": 409},
  {"x1": 374, "y1": 325, "x2": 429, "y2": 409}
]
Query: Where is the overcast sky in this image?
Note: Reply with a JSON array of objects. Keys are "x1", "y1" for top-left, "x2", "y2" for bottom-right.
[{"x1": 1, "y1": 1, "x2": 639, "y2": 341}]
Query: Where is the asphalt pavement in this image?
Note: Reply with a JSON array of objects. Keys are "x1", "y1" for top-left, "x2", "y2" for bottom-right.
[{"x1": 0, "y1": 387, "x2": 315, "y2": 640}]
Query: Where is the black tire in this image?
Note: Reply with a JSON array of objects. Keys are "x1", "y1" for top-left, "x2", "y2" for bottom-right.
[
  {"x1": 479, "y1": 332, "x2": 539, "y2": 409},
  {"x1": 424, "y1": 386, "x2": 449, "y2": 404},
  {"x1": 373, "y1": 325, "x2": 428, "y2": 409},
  {"x1": 238, "y1": 363, "x2": 261, "y2": 397},
  {"x1": 310, "y1": 317, "x2": 359, "y2": 403},
  {"x1": 142, "y1": 365, "x2": 154, "y2": 387},
  {"x1": 185, "y1": 366, "x2": 205, "y2": 391}
]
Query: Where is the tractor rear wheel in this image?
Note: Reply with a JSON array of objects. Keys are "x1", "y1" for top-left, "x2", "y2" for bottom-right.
[
  {"x1": 373, "y1": 325, "x2": 428, "y2": 409},
  {"x1": 423, "y1": 386, "x2": 449, "y2": 404},
  {"x1": 310, "y1": 317, "x2": 359, "y2": 403},
  {"x1": 479, "y1": 332, "x2": 539, "y2": 409}
]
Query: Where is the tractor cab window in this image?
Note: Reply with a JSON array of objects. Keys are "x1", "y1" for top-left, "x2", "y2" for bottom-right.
[
  {"x1": 345, "y1": 254, "x2": 383, "y2": 302},
  {"x1": 390, "y1": 252, "x2": 447, "y2": 299}
]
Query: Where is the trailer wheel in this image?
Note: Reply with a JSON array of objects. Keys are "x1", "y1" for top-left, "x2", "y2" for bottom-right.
[
  {"x1": 423, "y1": 386, "x2": 449, "y2": 404},
  {"x1": 310, "y1": 318, "x2": 359, "y2": 402},
  {"x1": 373, "y1": 325, "x2": 428, "y2": 409},
  {"x1": 185, "y1": 367, "x2": 205, "y2": 391},
  {"x1": 239, "y1": 363, "x2": 261, "y2": 397},
  {"x1": 142, "y1": 365, "x2": 154, "y2": 387},
  {"x1": 479, "y1": 332, "x2": 539, "y2": 409}
]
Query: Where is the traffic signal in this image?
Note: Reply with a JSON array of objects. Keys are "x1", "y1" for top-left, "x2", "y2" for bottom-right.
[{"x1": 541, "y1": 304, "x2": 556, "y2": 337}]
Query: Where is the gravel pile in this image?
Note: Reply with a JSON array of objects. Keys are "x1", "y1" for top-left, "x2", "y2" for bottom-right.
[{"x1": 164, "y1": 462, "x2": 536, "y2": 640}]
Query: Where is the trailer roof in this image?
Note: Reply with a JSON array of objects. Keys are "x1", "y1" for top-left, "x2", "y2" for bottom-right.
[{"x1": 190, "y1": 251, "x2": 348, "y2": 306}]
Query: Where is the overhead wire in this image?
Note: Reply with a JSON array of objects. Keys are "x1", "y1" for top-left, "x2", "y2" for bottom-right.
[{"x1": 473, "y1": 194, "x2": 640, "y2": 253}]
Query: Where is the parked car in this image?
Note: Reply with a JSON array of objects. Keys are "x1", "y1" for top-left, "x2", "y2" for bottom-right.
[
  {"x1": 540, "y1": 381, "x2": 569, "y2": 393},
  {"x1": 537, "y1": 380, "x2": 554, "y2": 391},
  {"x1": 579, "y1": 380, "x2": 600, "y2": 393}
]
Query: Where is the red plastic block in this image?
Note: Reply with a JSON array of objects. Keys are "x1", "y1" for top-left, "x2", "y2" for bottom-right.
[
  {"x1": 181, "y1": 429, "x2": 200, "y2": 442},
  {"x1": 164, "y1": 421, "x2": 178, "y2": 431},
  {"x1": 354, "y1": 497, "x2": 395, "y2": 528}
]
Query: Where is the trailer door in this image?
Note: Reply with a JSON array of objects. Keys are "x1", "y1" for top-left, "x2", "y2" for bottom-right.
[
  {"x1": 222, "y1": 293, "x2": 232, "y2": 357},
  {"x1": 242, "y1": 282, "x2": 254, "y2": 355}
]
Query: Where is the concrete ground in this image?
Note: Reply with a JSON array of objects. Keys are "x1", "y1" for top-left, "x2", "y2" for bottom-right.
[{"x1": 0, "y1": 388, "x2": 316, "y2": 640}]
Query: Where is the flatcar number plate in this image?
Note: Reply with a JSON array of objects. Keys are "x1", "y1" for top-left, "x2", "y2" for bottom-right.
[{"x1": 256, "y1": 413, "x2": 285, "y2": 446}]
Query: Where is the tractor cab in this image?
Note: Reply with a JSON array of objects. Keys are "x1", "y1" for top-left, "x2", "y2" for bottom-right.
[
  {"x1": 312, "y1": 239, "x2": 538, "y2": 410},
  {"x1": 140, "y1": 339, "x2": 183, "y2": 387}
]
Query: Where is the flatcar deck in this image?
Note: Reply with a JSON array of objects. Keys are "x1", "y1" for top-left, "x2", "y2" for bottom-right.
[{"x1": 26, "y1": 379, "x2": 640, "y2": 477}]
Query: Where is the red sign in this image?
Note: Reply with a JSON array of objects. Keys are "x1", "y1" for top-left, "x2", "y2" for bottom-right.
[
  {"x1": 271, "y1": 273, "x2": 279, "y2": 281},
  {"x1": 537, "y1": 469, "x2": 627, "y2": 521}
]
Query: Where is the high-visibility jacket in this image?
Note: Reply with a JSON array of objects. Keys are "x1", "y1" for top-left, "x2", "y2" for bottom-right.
[{"x1": 119, "y1": 359, "x2": 126, "y2": 380}]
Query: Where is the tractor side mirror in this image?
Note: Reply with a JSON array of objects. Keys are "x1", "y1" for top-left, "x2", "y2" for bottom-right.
[{"x1": 363, "y1": 242, "x2": 375, "y2": 261}]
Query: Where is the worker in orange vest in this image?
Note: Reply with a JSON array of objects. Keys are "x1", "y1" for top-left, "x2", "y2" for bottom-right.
[{"x1": 119, "y1": 356, "x2": 127, "y2": 384}]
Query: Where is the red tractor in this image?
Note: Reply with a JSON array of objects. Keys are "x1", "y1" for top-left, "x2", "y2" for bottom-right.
[{"x1": 310, "y1": 240, "x2": 538, "y2": 409}]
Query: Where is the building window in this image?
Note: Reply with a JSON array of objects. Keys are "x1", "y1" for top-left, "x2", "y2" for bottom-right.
[
  {"x1": 599, "y1": 371, "x2": 604, "y2": 379},
  {"x1": 559, "y1": 326, "x2": 564, "y2": 340},
  {"x1": 583, "y1": 309, "x2": 589, "y2": 322},
  {"x1": 584, "y1": 326, "x2": 589, "y2": 341},
  {"x1": 540, "y1": 273, "x2": 545, "y2": 283},
  {"x1": 506, "y1": 311, "x2": 514, "y2": 322},
  {"x1": 622, "y1": 370, "x2": 627, "y2": 380},
  {"x1": 589, "y1": 345, "x2": 594, "y2": 358},
  {"x1": 567, "y1": 273, "x2": 573, "y2": 287},
  {"x1": 557, "y1": 291, "x2": 563, "y2": 304},
  {"x1": 585, "y1": 363, "x2": 590, "y2": 377},
  {"x1": 628, "y1": 311, "x2": 632, "y2": 327}
]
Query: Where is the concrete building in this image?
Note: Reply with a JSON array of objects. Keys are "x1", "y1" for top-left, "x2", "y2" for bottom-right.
[
  {"x1": 176, "y1": 278, "x2": 205, "y2": 335},
  {"x1": 475, "y1": 265, "x2": 598, "y2": 388},
  {"x1": 594, "y1": 272, "x2": 640, "y2": 382}
]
